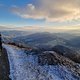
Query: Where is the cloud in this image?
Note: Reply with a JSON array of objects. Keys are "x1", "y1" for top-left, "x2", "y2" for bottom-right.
[{"x1": 11, "y1": 0, "x2": 80, "y2": 22}]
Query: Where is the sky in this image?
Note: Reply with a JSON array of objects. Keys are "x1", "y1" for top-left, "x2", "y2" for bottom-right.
[{"x1": 0, "y1": 0, "x2": 80, "y2": 30}]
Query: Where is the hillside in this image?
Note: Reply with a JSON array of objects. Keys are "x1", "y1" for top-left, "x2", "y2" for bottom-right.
[
  {"x1": 3, "y1": 44, "x2": 80, "y2": 80},
  {"x1": 1, "y1": 31, "x2": 80, "y2": 80}
]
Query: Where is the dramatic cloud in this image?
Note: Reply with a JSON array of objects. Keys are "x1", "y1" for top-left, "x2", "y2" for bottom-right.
[{"x1": 12, "y1": 0, "x2": 80, "y2": 22}]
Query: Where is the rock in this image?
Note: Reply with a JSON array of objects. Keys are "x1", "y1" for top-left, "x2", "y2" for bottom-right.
[
  {"x1": 52, "y1": 45, "x2": 80, "y2": 63},
  {"x1": 0, "y1": 33, "x2": 10, "y2": 80},
  {"x1": 38, "y1": 51, "x2": 80, "y2": 78},
  {"x1": 0, "y1": 33, "x2": 2, "y2": 50},
  {"x1": 38, "y1": 51, "x2": 59, "y2": 65}
]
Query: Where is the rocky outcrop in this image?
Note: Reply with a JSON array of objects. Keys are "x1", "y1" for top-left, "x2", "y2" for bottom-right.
[
  {"x1": 38, "y1": 51, "x2": 80, "y2": 79},
  {"x1": 52, "y1": 45, "x2": 80, "y2": 63},
  {"x1": 0, "y1": 33, "x2": 10, "y2": 80},
  {"x1": 0, "y1": 34, "x2": 2, "y2": 50}
]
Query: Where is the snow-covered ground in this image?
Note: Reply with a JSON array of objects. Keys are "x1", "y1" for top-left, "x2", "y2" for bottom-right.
[{"x1": 2, "y1": 44, "x2": 79, "y2": 80}]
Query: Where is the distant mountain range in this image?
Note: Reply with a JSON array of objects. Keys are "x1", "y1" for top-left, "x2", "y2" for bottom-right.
[
  {"x1": 0, "y1": 25, "x2": 80, "y2": 34},
  {"x1": 0, "y1": 26, "x2": 39, "y2": 31},
  {"x1": 2, "y1": 31, "x2": 80, "y2": 48}
]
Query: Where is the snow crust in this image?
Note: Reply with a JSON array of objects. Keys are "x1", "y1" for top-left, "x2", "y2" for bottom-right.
[{"x1": 3, "y1": 44, "x2": 78, "y2": 80}]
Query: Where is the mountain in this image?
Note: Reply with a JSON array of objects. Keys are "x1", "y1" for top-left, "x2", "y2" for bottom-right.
[
  {"x1": 12, "y1": 32, "x2": 68, "y2": 48},
  {"x1": 1, "y1": 31, "x2": 80, "y2": 80},
  {"x1": 2, "y1": 31, "x2": 80, "y2": 50},
  {"x1": 3, "y1": 44, "x2": 80, "y2": 80},
  {"x1": 52, "y1": 45, "x2": 80, "y2": 63},
  {"x1": 68, "y1": 36, "x2": 80, "y2": 48},
  {"x1": 1, "y1": 30, "x2": 34, "y2": 43}
]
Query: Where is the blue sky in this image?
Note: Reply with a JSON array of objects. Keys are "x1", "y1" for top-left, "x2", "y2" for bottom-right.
[
  {"x1": 0, "y1": 0, "x2": 39, "y2": 27},
  {"x1": 0, "y1": 0, "x2": 80, "y2": 29}
]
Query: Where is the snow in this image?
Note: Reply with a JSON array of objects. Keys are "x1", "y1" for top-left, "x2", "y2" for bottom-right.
[{"x1": 2, "y1": 44, "x2": 79, "y2": 80}]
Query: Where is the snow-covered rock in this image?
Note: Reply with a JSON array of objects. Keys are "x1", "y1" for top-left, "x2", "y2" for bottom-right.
[{"x1": 3, "y1": 44, "x2": 80, "y2": 80}]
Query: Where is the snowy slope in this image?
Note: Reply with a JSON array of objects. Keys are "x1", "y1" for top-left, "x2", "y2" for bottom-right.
[{"x1": 2, "y1": 44, "x2": 79, "y2": 80}]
